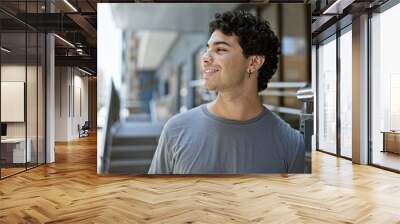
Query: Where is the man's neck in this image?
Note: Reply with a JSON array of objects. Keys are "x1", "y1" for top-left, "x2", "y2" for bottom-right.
[{"x1": 207, "y1": 89, "x2": 264, "y2": 121}]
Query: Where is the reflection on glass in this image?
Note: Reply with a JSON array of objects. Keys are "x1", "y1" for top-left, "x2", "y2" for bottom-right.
[
  {"x1": 318, "y1": 36, "x2": 337, "y2": 154},
  {"x1": 1, "y1": 32, "x2": 27, "y2": 177},
  {"x1": 371, "y1": 3, "x2": 400, "y2": 171},
  {"x1": 340, "y1": 29, "x2": 352, "y2": 158}
]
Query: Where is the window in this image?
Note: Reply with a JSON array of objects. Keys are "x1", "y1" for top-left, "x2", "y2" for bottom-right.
[
  {"x1": 370, "y1": 2, "x2": 400, "y2": 171},
  {"x1": 317, "y1": 35, "x2": 337, "y2": 154},
  {"x1": 339, "y1": 27, "x2": 352, "y2": 158}
]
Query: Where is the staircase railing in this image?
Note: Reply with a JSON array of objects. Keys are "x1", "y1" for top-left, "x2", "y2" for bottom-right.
[
  {"x1": 98, "y1": 81, "x2": 121, "y2": 173},
  {"x1": 297, "y1": 87, "x2": 314, "y2": 173}
]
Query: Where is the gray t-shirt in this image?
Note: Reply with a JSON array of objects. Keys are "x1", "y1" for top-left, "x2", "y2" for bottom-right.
[{"x1": 148, "y1": 104, "x2": 305, "y2": 174}]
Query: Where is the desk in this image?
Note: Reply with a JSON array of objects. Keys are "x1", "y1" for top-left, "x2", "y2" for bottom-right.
[
  {"x1": 1, "y1": 138, "x2": 31, "y2": 163},
  {"x1": 382, "y1": 131, "x2": 400, "y2": 154}
]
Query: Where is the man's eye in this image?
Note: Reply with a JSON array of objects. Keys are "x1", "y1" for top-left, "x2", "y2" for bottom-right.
[{"x1": 217, "y1": 48, "x2": 227, "y2": 52}]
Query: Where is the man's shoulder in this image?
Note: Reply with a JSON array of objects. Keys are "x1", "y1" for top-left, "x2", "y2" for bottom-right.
[
  {"x1": 264, "y1": 109, "x2": 305, "y2": 172},
  {"x1": 264, "y1": 109, "x2": 303, "y2": 144},
  {"x1": 163, "y1": 105, "x2": 205, "y2": 132}
]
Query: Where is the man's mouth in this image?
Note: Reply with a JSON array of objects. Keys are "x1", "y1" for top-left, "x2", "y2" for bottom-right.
[{"x1": 203, "y1": 67, "x2": 220, "y2": 79}]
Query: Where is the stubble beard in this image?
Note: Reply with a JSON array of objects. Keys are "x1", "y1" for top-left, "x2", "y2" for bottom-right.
[
  {"x1": 205, "y1": 73, "x2": 248, "y2": 93},
  {"x1": 204, "y1": 80, "x2": 217, "y2": 91}
]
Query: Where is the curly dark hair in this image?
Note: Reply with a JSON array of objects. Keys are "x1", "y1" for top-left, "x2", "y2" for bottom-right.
[{"x1": 209, "y1": 10, "x2": 280, "y2": 92}]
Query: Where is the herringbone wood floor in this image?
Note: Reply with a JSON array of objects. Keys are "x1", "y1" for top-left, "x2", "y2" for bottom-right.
[{"x1": 1, "y1": 134, "x2": 400, "y2": 223}]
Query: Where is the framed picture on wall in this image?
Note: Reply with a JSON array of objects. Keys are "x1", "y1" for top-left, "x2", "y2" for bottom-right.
[{"x1": 1, "y1": 81, "x2": 25, "y2": 122}]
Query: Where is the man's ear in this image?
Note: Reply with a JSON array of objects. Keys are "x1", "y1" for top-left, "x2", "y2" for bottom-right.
[{"x1": 249, "y1": 55, "x2": 265, "y2": 72}]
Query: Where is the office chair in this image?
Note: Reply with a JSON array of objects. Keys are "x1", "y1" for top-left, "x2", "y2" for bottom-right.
[{"x1": 79, "y1": 121, "x2": 90, "y2": 138}]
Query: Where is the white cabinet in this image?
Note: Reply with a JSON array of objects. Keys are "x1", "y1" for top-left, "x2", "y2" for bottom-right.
[{"x1": 1, "y1": 138, "x2": 32, "y2": 163}]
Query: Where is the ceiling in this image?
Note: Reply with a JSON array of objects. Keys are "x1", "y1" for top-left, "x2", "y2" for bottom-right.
[
  {"x1": 0, "y1": 0, "x2": 99, "y2": 73},
  {"x1": 105, "y1": 3, "x2": 238, "y2": 70},
  {"x1": 135, "y1": 31, "x2": 178, "y2": 70},
  {"x1": 110, "y1": 3, "x2": 239, "y2": 33},
  {"x1": 1, "y1": 32, "x2": 45, "y2": 64}
]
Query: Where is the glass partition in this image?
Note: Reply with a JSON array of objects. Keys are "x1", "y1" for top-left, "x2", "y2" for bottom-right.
[
  {"x1": 0, "y1": 1, "x2": 46, "y2": 179},
  {"x1": 1, "y1": 30, "x2": 28, "y2": 177}
]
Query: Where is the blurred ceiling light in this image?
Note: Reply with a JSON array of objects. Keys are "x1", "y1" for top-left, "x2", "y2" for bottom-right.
[
  {"x1": 63, "y1": 0, "x2": 78, "y2": 12},
  {"x1": 1, "y1": 47, "x2": 11, "y2": 53},
  {"x1": 78, "y1": 67, "x2": 92, "y2": 76},
  {"x1": 54, "y1": 34, "x2": 75, "y2": 48},
  {"x1": 76, "y1": 48, "x2": 86, "y2": 55}
]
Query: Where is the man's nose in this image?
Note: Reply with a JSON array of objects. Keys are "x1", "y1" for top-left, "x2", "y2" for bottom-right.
[{"x1": 202, "y1": 50, "x2": 213, "y2": 64}]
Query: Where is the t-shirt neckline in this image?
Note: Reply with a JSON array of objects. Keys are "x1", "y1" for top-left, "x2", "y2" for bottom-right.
[{"x1": 201, "y1": 104, "x2": 268, "y2": 125}]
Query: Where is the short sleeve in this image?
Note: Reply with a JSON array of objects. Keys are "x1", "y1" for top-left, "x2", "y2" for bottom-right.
[
  {"x1": 148, "y1": 127, "x2": 174, "y2": 174},
  {"x1": 287, "y1": 132, "x2": 305, "y2": 173}
]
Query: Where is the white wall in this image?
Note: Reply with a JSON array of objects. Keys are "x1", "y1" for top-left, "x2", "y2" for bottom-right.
[
  {"x1": 1, "y1": 65, "x2": 37, "y2": 138},
  {"x1": 55, "y1": 67, "x2": 68, "y2": 141},
  {"x1": 72, "y1": 73, "x2": 89, "y2": 138},
  {"x1": 55, "y1": 67, "x2": 89, "y2": 141}
]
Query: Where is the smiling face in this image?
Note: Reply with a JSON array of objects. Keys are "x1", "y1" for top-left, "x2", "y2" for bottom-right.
[{"x1": 201, "y1": 30, "x2": 251, "y2": 92}]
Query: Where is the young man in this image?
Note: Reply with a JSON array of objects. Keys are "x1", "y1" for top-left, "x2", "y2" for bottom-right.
[{"x1": 148, "y1": 10, "x2": 305, "y2": 174}]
